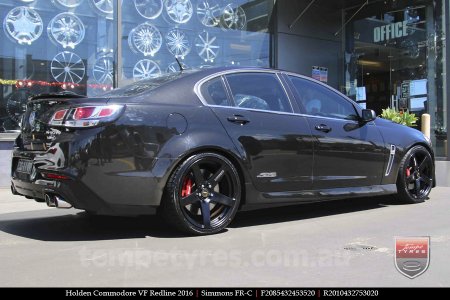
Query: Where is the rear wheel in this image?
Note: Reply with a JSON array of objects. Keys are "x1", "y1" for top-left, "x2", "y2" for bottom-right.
[
  {"x1": 161, "y1": 153, "x2": 241, "y2": 235},
  {"x1": 396, "y1": 145, "x2": 433, "y2": 203}
]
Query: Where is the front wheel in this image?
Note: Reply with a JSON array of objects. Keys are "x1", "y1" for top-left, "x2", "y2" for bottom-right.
[
  {"x1": 161, "y1": 153, "x2": 242, "y2": 235},
  {"x1": 396, "y1": 145, "x2": 434, "y2": 203}
]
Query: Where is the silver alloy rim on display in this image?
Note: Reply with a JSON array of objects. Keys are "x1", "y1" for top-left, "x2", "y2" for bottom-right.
[
  {"x1": 52, "y1": 0, "x2": 84, "y2": 8},
  {"x1": 221, "y1": 4, "x2": 246, "y2": 30},
  {"x1": 48, "y1": 13, "x2": 85, "y2": 49},
  {"x1": 134, "y1": 0, "x2": 163, "y2": 19},
  {"x1": 195, "y1": 31, "x2": 219, "y2": 62},
  {"x1": 133, "y1": 59, "x2": 161, "y2": 81},
  {"x1": 4, "y1": 6, "x2": 43, "y2": 45},
  {"x1": 90, "y1": 0, "x2": 114, "y2": 15},
  {"x1": 197, "y1": 0, "x2": 221, "y2": 27},
  {"x1": 165, "y1": 0, "x2": 193, "y2": 24},
  {"x1": 93, "y1": 56, "x2": 114, "y2": 85},
  {"x1": 128, "y1": 23, "x2": 162, "y2": 56},
  {"x1": 51, "y1": 51, "x2": 85, "y2": 83},
  {"x1": 166, "y1": 29, "x2": 191, "y2": 59},
  {"x1": 167, "y1": 61, "x2": 188, "y2": 73}
]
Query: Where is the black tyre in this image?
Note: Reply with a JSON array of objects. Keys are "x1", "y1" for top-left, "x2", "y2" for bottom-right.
[
  {"x1": 396, "y1": 145, "x2": 433, "y2": 203},
  {"x1": 161, "y1": 152, "x2": 241, "y2": 235}
]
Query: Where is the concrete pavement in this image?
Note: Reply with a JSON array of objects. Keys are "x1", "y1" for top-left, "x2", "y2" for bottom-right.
[{"x1": 0, "y1": 187, "x2": 449, "y2": 287}]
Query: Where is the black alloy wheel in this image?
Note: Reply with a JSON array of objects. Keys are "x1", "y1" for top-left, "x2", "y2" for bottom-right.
[
  {"x1": 161, "y1": 153, "x2": 241, "y2": 235},
  {"x1": 397, "y1": 145, "x2": 433, "y2": 203}
]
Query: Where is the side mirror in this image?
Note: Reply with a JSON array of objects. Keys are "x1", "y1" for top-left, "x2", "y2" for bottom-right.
[{"x1": 361, "y1": 109, "x2": 376, "y2": 122}]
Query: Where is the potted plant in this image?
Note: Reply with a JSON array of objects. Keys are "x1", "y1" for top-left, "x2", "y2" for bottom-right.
[{"x1": 380, "y1": 108, "x2": 418, "y2": 127}]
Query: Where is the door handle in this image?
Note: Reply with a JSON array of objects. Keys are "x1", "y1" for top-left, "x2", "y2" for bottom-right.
[
  {"x1": 315, "y1": 124, "x2": 332, "y2": 133},
  {"x1": 227, "y1": 115, "x2": 250, "y2": 125}
]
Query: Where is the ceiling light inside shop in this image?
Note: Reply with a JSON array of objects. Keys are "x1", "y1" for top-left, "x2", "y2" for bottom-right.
[{"x1": 358, "y1": 60, "x2": 382, "y2": 67}]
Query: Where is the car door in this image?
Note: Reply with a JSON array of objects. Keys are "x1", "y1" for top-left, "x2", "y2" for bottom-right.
[
  {"x1": 286, "y1": 74, "x2": 386, "y2": 189},
  {"x1": 199, "y1": 71, "x2": 313, "y2": 194}
]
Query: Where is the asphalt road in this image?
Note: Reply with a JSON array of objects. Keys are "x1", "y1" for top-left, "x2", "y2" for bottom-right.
[{"x1": 0, "y1": 187, "x2": 449, "y2": 287}]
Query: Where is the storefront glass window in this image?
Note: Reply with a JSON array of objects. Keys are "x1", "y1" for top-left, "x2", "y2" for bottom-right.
[
  {"x1": 0, "y1": 0, "x2": 273, "y2": 133},
  {"x1": 344, "y1": 0, "x2": 447, "y2": 157},
  {"x1": 119, "y1": 0, "x2": 273, "y2": 87}
]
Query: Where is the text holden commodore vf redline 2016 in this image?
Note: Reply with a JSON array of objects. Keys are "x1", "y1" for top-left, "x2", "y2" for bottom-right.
[{"x1": 11, "y1": 67, "x2": 435, "y2": 235}]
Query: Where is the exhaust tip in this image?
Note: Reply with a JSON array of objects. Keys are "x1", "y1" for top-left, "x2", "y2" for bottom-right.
[{"x1": 45, "y1": 194, "x2": 56, "y2": 207}]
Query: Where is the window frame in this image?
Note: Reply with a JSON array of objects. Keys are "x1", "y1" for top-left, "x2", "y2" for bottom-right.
[
  {"x1": 284, "y1": 73, "x2": 363, "y2": 122},
  {"x1": 195, "y1": 69, "x2": 295, "y2": 115}
]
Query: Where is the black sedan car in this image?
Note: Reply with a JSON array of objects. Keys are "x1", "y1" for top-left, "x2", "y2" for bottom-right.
[{"x1": 11, "y1": 67, "x2": 435, "y2": 235}]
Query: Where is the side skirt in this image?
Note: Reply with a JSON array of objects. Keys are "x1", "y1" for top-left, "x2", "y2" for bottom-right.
[{"x1": 242, "y1": 184, "x2": 397, "y2": 209}]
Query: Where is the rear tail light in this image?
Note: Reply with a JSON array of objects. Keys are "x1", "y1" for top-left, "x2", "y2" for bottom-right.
[
  {"x1": 41, "y1": 172, "x2": 71, "y2": 180},
  {"x1": 49, "y1": 105, "x2": 124, "y2": 128}
]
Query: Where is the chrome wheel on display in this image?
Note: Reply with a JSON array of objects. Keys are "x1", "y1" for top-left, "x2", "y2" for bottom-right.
[
  {"x1": 133, "y1": 59, "x2": 161, "y2": 81},
  {"x1": 52, "y1": 0, "x2": 84, "y2": 8},
  {"x1": 164, "y1": 0, "x2": 193, "y2": 24},
  {"x1": 48, "y1": 13, "x2": 85, "y2": 49},
  {"x1": 196, "y1": 0, "x2": 221, "y2": 27},
  {"x1": 134, "y1": 0, "x2": 163, "y2": 19},
  {"x1": 90, "y1": 0, "x2": 114, "y2": 15},
  {"x1": 4, "y1": 6, "x2": 43, "y2": 45},
  {"x1": 93, "y1": 56, "x2": 114, "y2": 85},
  {"x1": 195, "y1": 31, "x2": 219, "y2": 62},
  {"x1": 128, "y1": 23, "x2": 162, "y2": 57},
  {"x1": 167, "y1": 61, "x2": 188, "y2": 73},
  {"x1": 165, "y1": 29, "x2": 191, "y2": 59},
  {"x1": 51, "y1": 51, "x2": 85, "y2": 83},
  {"x1": 221, "y1": 4, "x2": 246, "y2": 30},
  {"x1": 161, "y1": 152, "x2": 241, "y2": 235},
  {"x1": 397, "y1": 145, "x2": 433, "y2": 203}
]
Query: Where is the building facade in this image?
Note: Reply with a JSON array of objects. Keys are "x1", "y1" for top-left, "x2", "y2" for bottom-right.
[{"x1": 0, "y1": 0, "x2": 449, "y2": 186}]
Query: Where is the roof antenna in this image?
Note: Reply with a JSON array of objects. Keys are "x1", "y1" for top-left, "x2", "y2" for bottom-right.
[{"x1": 175, "y1": 57, "x2": 184, "y2": 72}]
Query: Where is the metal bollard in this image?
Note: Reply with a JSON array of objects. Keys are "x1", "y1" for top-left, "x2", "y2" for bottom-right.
[{"x1": 421, "y1": 113, "x2": 430, "y2": 138}]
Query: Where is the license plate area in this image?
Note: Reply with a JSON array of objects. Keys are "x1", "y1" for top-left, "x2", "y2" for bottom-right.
[{"x1": 16, "y1": 159, "x2": 33, "y2": 174}]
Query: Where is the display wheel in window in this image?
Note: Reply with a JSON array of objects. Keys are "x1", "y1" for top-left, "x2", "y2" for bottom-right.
[
  {"x1": 134, "y1": 0, "x2": 163, "y2": 19},
  {"x1": 90, "y1": 0, "x2": 114, "y2": 15},
  {"x1": 3, "y1": 6, "x2": 43, "y2": 45},
  {"x1": 166, "y1": 29, "x2": 191, "y2": 59},
  {"x1": 133, "y1": 59, "x2": 161, "y2": 81},
  {"x1": 164, "y1": 0, "x2": 193, "y2": 24},
  {"x1": 48, "y1": 12, "x2": 85, "y2": 49},
  {"x1": 93, "y1": 56, "x2": 114, "y2": 85},
  {"x1": 52, "y1": 0, "x2": 84, "y2": 9},
  {"x1": 51, "y1": 51, "x2": 86, "y2": 83},
  {"x1": 220, "y1": 4, "x2": 246, "y2": 30},
  {"x1": 167, "y1": 61, "x2": 188, "y2": 73},
  {"x1": 195, "y1": 31, "x2": 219, "y2": 62},
  {"x1": 197, "y1": 0, "x2": 221, "y2": 27},
  {"x1": 6, "y1": 89, "x2": 32, "y2": 125},
  {"x1": 128, "y1": 23, "x2": 162, "y2": 57},
  {"x1": 401, "y1": 40, "x2": 420, "y2": 59}
]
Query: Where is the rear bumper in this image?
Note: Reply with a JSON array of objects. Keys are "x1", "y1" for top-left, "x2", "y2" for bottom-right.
[
  {"x1": 10, "y1": 141, "x2": 162, "y2": 215},
  {"x1": 11, "y1": 176, "x2": 157, "y2": 215}
]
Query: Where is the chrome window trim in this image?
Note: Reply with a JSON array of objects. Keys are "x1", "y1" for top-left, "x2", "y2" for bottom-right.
[
  {"x1": 283, "y1": 71, "x2": 362, "y2": 108},
  {"x1": 194, "y1": 69, "x2": 365, "y2": 123},
  {"x1": 194, "y1": 69, "x2": 295, "y2": 114}
]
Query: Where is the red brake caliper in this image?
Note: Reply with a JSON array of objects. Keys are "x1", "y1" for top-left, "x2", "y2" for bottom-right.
[
  {"x1": 181, "y1": 178, "x2": 193, "y2": 197},
  {"x1": 406, "y1": 167, "x2": 412, "y2": 177}
]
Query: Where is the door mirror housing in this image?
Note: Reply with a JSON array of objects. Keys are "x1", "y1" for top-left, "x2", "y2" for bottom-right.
[{"x1": 361, "y1": 109, "x2": 376, "y2": 122}]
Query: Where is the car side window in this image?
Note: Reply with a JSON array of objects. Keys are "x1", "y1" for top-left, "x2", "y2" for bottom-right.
[
  {"x1": 289, "y1": 76, "x2": 359, "y2": 120},
  {"x1": 225, "y1": 73, "x2": 292, "y2": 113},
  {"x1": 200, "y1": 77, "x2": 231, "y2": 106}
]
